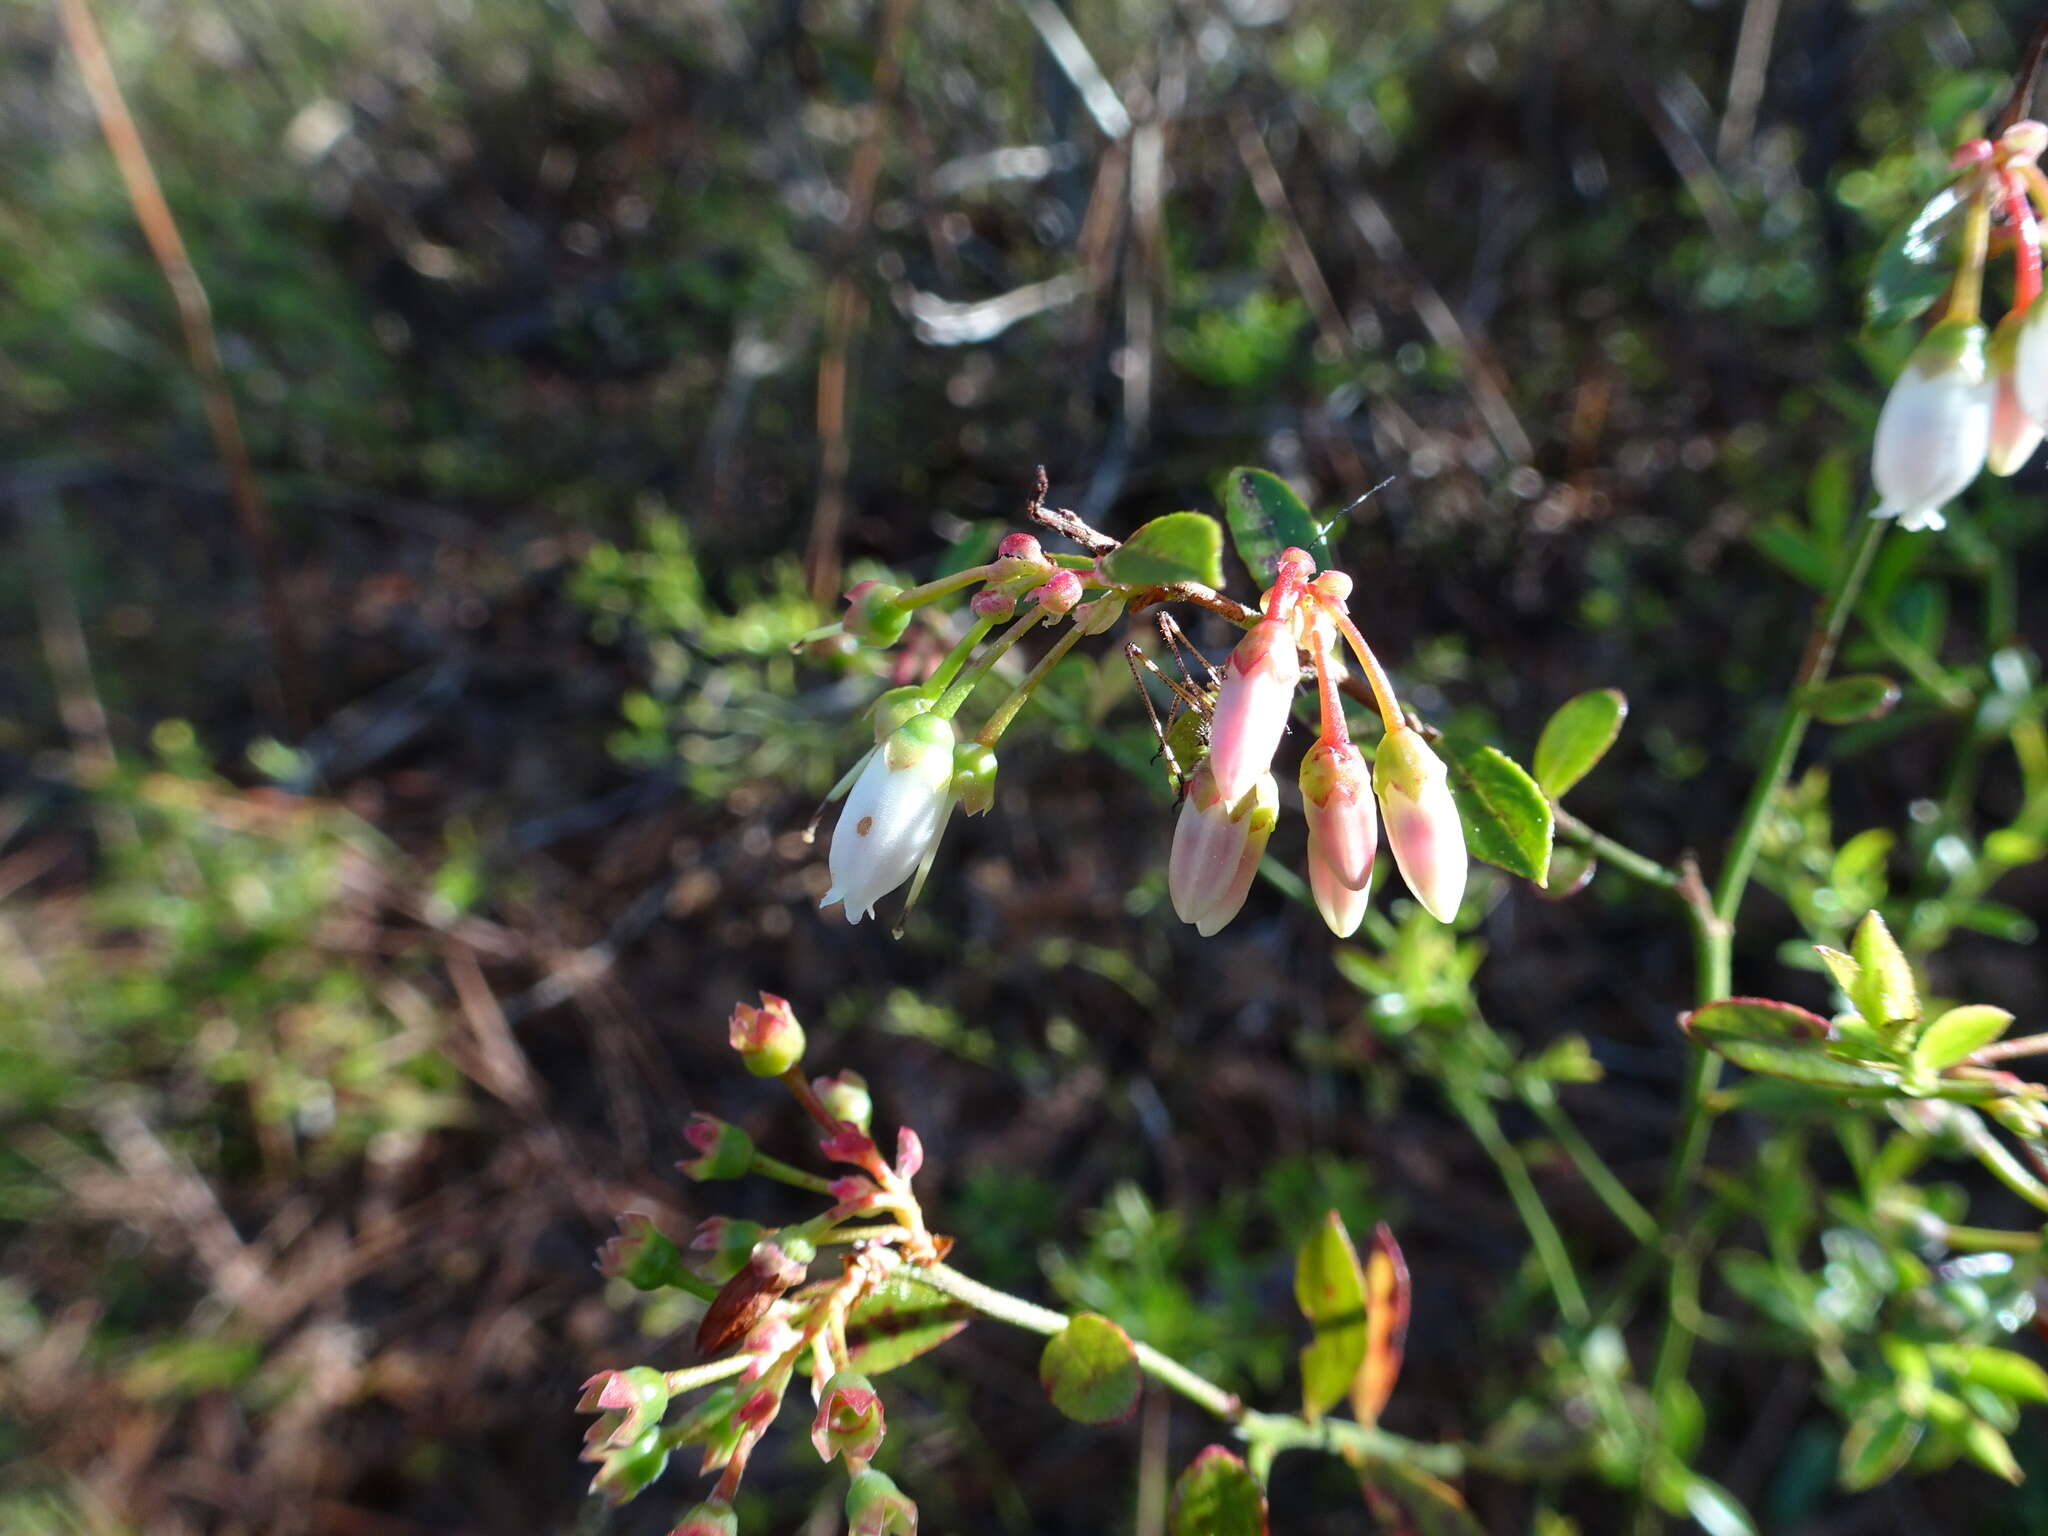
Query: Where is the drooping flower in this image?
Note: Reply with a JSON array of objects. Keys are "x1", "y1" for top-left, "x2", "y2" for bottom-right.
[
  {"x1": 728, "y1": 992, "x2": 804, "y2": 1077},
  {"x1": 811, "y1": 1371, "x2": 886, "y2": 1462},
  {"x1": 823, "y1": 713, "x2": 957, "y2": 923},
  {"x1": 1191, "y1": 772, "x2": 1278, "y2": 937},
  {"x1": 1372, "y1": 727, "x2": 1467, "y2": 923},
  {"x1": 1308, "y1": 840, "x2": 1371, "y2": 938},
  {"x1": 2014, "y1": 299, "x2": 2048, "y2": 434},
  {"x1": 1167, "y1": 761, "x2": 1251, "y2": 927},
  {"x1": 1988, "y1": 311, "x2": 2043, "y2": 475},
  {"x1": 846, "y1": 1468, "x2": 919, "y2": 1535},
  {"x1": 1205, "y1": 617, "x2": 1299, "y2": 805},
  {"x1": 1299, "y1": 739, "x2": 1376, "y2": 893},
  {"x1": 1871, "y1": 318, "x2": 1993, "y2": 531}
]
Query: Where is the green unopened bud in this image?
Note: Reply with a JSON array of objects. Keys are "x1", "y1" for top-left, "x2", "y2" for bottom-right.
[
  {"x1": 670, "y1": 1502, "x2": 739, "y2": 1536},
  {"x1": 689, "y1": 1217, "x2": 767, "y2": 1281},
  {"x1": 812, "y1": 1070, "x2": 873, "y2": 1134},
  {"x1": 597, "y1": 1213, "x2": 689, "y2": 1291},
  {"x1": 679, "y1": 1115, "x2": 754, "y2": 1181},
  {"x1": 952, "y1": 742, "x2": 998, "y2": 815},
  {"x1": 843, "y1": 581, "x2": 911, "y2": 647},
  {"x1": 846, "y1": 1467, "x2": 919, "y2": 1535},
  {"x1": 871, "y1": 685, "x2": 933, "y2": 743},
  {"x1": 728, "y1": 992, "x2": 805, "y2": 1077}
]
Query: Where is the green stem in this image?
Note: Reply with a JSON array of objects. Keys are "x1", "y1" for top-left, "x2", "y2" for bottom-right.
[
  {"x1": 1942, "y1": 1222, "x2": 2045, "y2": 1254},
  {"x1": 1551, "y1": 808, "x2": 1682, "y2": 892},
  {"x1": 1946, "y1": 184, "x2": 1993, "y2": 324},
  {"x1": 1525, "y1": 1091, "x2": 1659, "y2": 1246},
  {"x1": 750, "y1": 1151, "x2": 838, "y2": 1196},
  {"x1": 1449, "y1": 1088, "x2": 1590, "y2": 1326},
  {"x1": 932, "y1": 610, "x2": 1046, "y2": 719},
  {"x1": 923, "y1": 613, "x2": 999, "y2": 698},
  {"x1": 895, "y1": 563, "x2": 999, "y2": 610},
  {"x1": 662, "y1": 1355, "x2": 754, "y2": 1397},
  {"x1": 975, "y1": 605, "x2": 1107, "y2": 747}
]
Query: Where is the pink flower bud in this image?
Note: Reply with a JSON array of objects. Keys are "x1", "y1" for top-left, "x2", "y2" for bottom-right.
[
  {"x1": 1308, "y1": 835, "x2": 1371, "y2": 938},
  {"x1": 846, "y1": 1468, "x2": 919, "y2": 1535},
  {"x1": 1167, "y1": 762, "x2": 1251, "y2": 927},
  {"x1": 597, "y1": 1212, "x2": 687, "y2": 1291},
  {"x1": 577, "y1": 1366, "x2": 670, "y2": 1444},
  {"x1": 1310, "y1": 570, "x2": 1353, "y2": 607},
  {"x1": 895, "y1": 1126, "x2": 924, "y2": 1179},
  {"x1": 997, "y1": 531, "x2": 1046, "y2": 563},
  {"x1": 1030, "y1": 569, "x2": 1083, "y2": 615},
  {"x1": 678, "y1": 1115, "x2": 754, "y2": 1181},
  {"x1": 820, "y1": 1124, "x2": 876, "y2": 1163},
  {"x1": 670, "y1": 1503, "x2": 739, "y2": 1536},
  {"x1": 1298, "y1": 739, "x2": 1376, "y2": 892},
  {"x1": 825, "y1": 713, "x2": 957, "y2": 923},
  {"x1": 970, "y1": 588, "x2": 1017, "y2": 620},
  {"x1": 728, "y1": 992, "x2": 804, "y2": 1077},
  {"x1": 811, "y1": 1370, "x2": 887, "y2": 1462},
  {"x1": 1372, "y1": 728, "x2": 1467, "y2": 922},
  {"x1": 2001, "y1": 119, "x2": 2048, "y2": 163},
  {"x1": 812, "y1": 1070, "x2": 873, "y2": 1133},
  {"x1": 1192, "y1": 772, "x2": 1279, "y2": 937},
  {"x1": 1206, "y1": 618, "x2": 1298, "y2": 804},
  {"x1": 1872, "y1": 318, "x2": 1992, "y2": 532}
]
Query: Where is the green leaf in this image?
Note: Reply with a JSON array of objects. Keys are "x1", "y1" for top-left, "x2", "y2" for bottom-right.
[
  {"x1": 1100, "y1": 511, "x2": 1226, "y2": 590},
  {"x1": 1750, "y1": 518, "x2": 1832, "y2": 590},
  {"x1": 1866, "y1": 185, "x2": 1966, "y2": 334},
  {"x1": 1441, "y1": 741, "x2": 1553, "y2": 885},
  {"x1": 1532, "y1": 689, "x2": 1628, "y2": 799},
  {"x1": 1716, "y1": 1038, "x2": 1902, "y2": 1093},
  {"x1": 1804, "y1": 674, "x2": 1902, "y2": 724},
  {"x1": 846, "y1": 1274, "x2": 972, "y2": 1376},
  {"x1": 1931, "y1": 1345, "x2": 2048, "y2": 1404},
  {"x1": 1358, "y1": 1462, "x2": 1485, "y2": 1536},
  {"x1": 1850, "y1": 911, "x2": 1918, "y2": 1034},
  {"x1": 1680, "y1": 997, "x2": 1833, "y2": 1046},
  {"x1": 1840, "y1": 1396, "x2": 1924, "y2": 1491},
  {"x1": 1294, "y1": 1211, "x2": 1369, "y2": 1422},
  {"x1": 1221, "y1": 467, "x2": 1331, "y2": 586},
  {"x1": 1912, "y1": 1005, "x2": 2013, "y2": 1072},
  {"x1": 1040, "y1": 1313, "x2": 1141, "y2": 1424},
  {"x1": 1674, "y1": 1471, "x2": 1759, "y2": 1536},
  {"x1": 1813, "y1": 945, "x2": 1861, "y2": 999},
  {"x1": 1961, "y1": 1418, "x2": 2024, "y2": 1484},
  {"x1": 1168, "y1": 1446, "x2": 1268, "y2": 1536}
]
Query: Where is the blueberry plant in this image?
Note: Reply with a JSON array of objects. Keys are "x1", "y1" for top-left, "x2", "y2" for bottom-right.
[{"x1": 575, "y1": 41, "x2": 2048, "y2": 1536}]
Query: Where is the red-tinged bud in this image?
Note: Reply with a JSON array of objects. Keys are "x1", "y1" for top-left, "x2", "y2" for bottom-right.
[
  {"x1": 695, "y1": 1239, "x2": 809, "y2": 1357},
  {"x1": 578, "y1": 1366, "x2": 670, "y2": 1444},
  {"x1": 971, "y1": 588, "x2": 1017, "y2": 620},
  {"x1": 870, "y1": 686, "x2": 933, "y2": 744},
  {"x1": 1030, "y1": 569, "x2": 1084, "y2": 615},
  {"x1": 846, "y1": 1468, "x2": 919, "y2": 1535},
  {"x1": 1310, "y1": 570, "x2": 1352, "y2": 607},
  {"x1": 952, "y1": 741, "x2": 998, "y2": 815},
  {"x1": 1309, "y1": 835, "x2": 1371, "y2": 938},
  {"x1": 997, "y1": 531, "x2": 1045, "y2": 563},
  {"x1": 583, "y1": 1421, "x2": 670, "y2": 1506},
  {"x1": 729, "y1": 992, "x2": 805, "y2": 1078},
  {"x1": 895, "y1": 1126, "x2": 925, "y2": 1179},
  {"x1": 1372, "y1": 727, "x2": 1467, "y2": 923},
  {"x1": 689, "y1": 1217, "x2": 767, "y2": 1282},
  {"x1": 1299, "y1": 739, "x2": 1376, "y2": 892},
  {"x1": 1192, "y1": 772, "x2": 1278, "y2": 937},
  {"x1": 1206, "y1": 618, "x2": 1298, "y2": 804},
  {"x1": 1167, "y1": 762, "x2": 1251, "y2": 928},
  {"x1": 843, "y1": 581, "x2": 911, "y2": 647},
  {"x1": 679, "y1": 1115, "x2": 754, "y2": 1181},
  {"x1": 598, "y1": 1213, "x2": 689, "y2": 1291},
  {"x1": 1274, "y1": 545, "x2": 1317, "y2": 583},
  {"x1": 812, "y1": 1071, "x2": 873, "y2": 1134},
  {"x1": 2001, "y1": 120, "x2": 2047, "y2": 163},
  {"x1": 670, "y1": 1502, "x2": 739, "y2": 1536},
  {"x1": 812, "y1": 1370, "x2": 887, "y2": 1462},
  {"x1": 828, "y1": 1175, "x2": 876, "y2": 1206},
  {"x1": 820, "y1": 1123, "x2": 875, "y2": 1163}
]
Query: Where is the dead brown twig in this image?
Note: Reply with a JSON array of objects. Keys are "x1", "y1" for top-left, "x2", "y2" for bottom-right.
[{"x1": 56, "y1": 0, "x2": 308, "y2": 734}]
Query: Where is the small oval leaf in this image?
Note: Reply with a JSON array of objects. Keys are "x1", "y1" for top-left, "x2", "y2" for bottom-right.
[
  {"x1": 1716, "y1": 1038, "x2": 1902, "y2": 1093},
  {"x1": 846, "y1": 1274, "x2": 972, "y2": 1376},
  {"x1": 1040, "y1": 1313, "x2": 1141, "y2": 1424},
  {"x1": 1168, "y1": 1446, "x2": 1268, "y2": 1536},
  {"x1": 1866, "y1": 185, "x2": 1966, "y2": 334},
  {"x1": 1532, "y1": 689, "x2": 1628, "y2": 798},
  {"x1": 1804, "y1": 674, "x2": 1902, "y2": 724},
  {"x1": 1221, "y1": 467, "x2": 1331, "y2": 586},
  {"x1": 1933, "y1": 1344, "x2": 2048, "y2": 1404},
  {"x1": 1099, "y1": 511, "x2": 1226, "y2": 590},
  {"x1": 1680, "y1": 997, "x2": 1834, "y2": 1045},
  {"x1": 1913, "y1": 1004, "x2": 2014, "y2": 1072},
  {"x1": 1839, "y1": 1396, "x2": 1923, "y2": 1491},
  {"x1": 1295, "y1": 1211, "x2": 1369, "y2": 1422},
  {"x1": 1441, "y1": 740, "x2": 1553, "y2": 885}
]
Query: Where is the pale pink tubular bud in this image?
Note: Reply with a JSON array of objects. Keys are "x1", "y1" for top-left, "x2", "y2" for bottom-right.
[
  {"x1": 1308, "y1": 837, "x2": 1371, "y2": 938},
  {"x1": 1193, "y1": 772, "x2": 1278, "y2": 937},
  {"x1": 1987, "y1": 312, "x2": 2040, "y2": 476},
  {"x1": 1167, "y1": 762, "x2": 1251, "y2": 926},
  {"x1": 1298, "y1": 739, "x2": 1376, "y2": 891},
  {"x1": 2014, "y1": 301, "x2": 2048, "y2": 432},
  {"x1": 824, "y1": 713, "x2": 956, "y2": 923},
  {"x1": 1871, "y1": 318, "x2": 1992, "y2": 532},
  {"x1": 1372, "y1": 727, "x2": 1467, "y2": 922},
  {"x1": 1206, "y1": 618, "x2": 1299, "y2": 804}
]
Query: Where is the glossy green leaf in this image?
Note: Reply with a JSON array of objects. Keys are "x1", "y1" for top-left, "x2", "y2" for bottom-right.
[
  {"x1": 1681, "y1": 997, "x2": 1833, "y2": 1046},
  {"x1": 1961, "y1": 1418, "x2": 2024, "y2": 1484},
  {"x1": 847, "y1": 1274, "x2": 972, "y2": 1376},
  {"x1": 1168, "y1": 1446, "x2": 1267, "y2": 1536},
  {"x1": 1866, "y1": 185, "x2": 1965, "y2": 334},
  {"x1": 1850, "y1": 911, "x2": 1918, "y2": 1034},
  {"x1": 1040, "y1": 1313, "x2": 1141, "y2": 1424},
  {"x1": 1295, "y1": 1211, "x2": 1369, "y2": 1422},
  {"x1": 1931, "y1": 1345, "x2": 2048, "y2": 1404},
  {"x1": 1442, "y1": 741, "x2": 1553, "y2": 885},
  {"x1": 1715, "y1": 1038, "x2": 1901, "y2": 1093},
  {"x1": 1840, "y1": 1396, "x2": 1924, "y2": 1491},
  {"x1": 1676, "y1": 1472, "x2": 1759, "y2": 1536},
  {"x1": 1813, "y1": 945, "x2": 1860, "y2": 998},
  {"x1": 1533, "y1": 689, "x2": 1628, "y2": 798},
  {"x1": 1913, "y1": 1005, "x2": 2013, "y2": 1072},
  {"x1": 1804, "y1": 674, "x2": 1902, "y2": 724},
  {"x1": 1100, "y1": 511, "x2": 1226, "y2": 590},
  {"x1": 1221, "y1": 467, "x2": 1331, "y2": 586},
  {"x1": 1359, "y1": 1461, "x2": 1485, "y2": 1536}
]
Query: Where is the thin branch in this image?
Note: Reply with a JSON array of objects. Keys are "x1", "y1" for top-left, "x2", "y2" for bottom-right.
[{"x1": 1996, "y1": 6, "x2": 2048, "y2": 135}]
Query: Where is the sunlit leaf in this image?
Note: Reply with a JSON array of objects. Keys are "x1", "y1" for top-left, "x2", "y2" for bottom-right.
[
  {"x1": 1865, "y1": 185, "x2": 1965, "y2": 334},
  {"x1": 1532, "y1": 689, "x2": 1627, "y2": 799},
  {"x1": 1168, "y1": 1446, "x2": 1267, "y2": 1536},
  {"x1": 1350, "y1": 1222, "x2": 1411, "y2": 1427},
  {"x1": 1100, "y1": 512, "x2": 1226, "y2": 590},
  {"x1": 1040, "y1": 1313, "x2": 1141, "y2": 1424},
  {"x1": 1680, "y1": 997, "x2": 1833, "y2": 1045},
  {"x1": 1716, "y1": 1038, "x2": 1901, "y2": 1093},
  {"x1": 847, "y1": 1274, "x2": 972, "y2": 1376},
  {"x1": 1222, "y1": 467, "x2": 1331, "y2": 586},
  {"x1": 1295, "y1": 1211, "x2": 1369, "y2": 1422},
  {"x1": 1442, "y1": 741, "x2": 1553, "y2": 884}
]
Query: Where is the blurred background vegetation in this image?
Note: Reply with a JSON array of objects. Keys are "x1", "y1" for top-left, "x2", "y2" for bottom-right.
[{"x1": 9, "y1": 0, "x2": 2048, "y2": 1530}]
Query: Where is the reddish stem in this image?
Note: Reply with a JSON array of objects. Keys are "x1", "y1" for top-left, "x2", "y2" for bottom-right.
[
  {"x1": 1308, "y1": 617, "x2": 1352, "y2": 746},
  {"x1": 2009, "y1": 169, "x2": 2043, "y2": 311}
]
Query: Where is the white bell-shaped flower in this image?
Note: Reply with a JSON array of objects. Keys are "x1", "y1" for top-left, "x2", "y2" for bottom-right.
[
  {"x1": 1372, "y1": 727, "x2": 1466, "y2": 924},
  {"x1": 823, "y1": 712, "x2": 957, "y2": 923},
  {"x1": 2013, "y1": 300, "x2": 2048, "y2": 436},
  {"x1": 1871, "y1": 319, "x2": 1993, "y2": 532}
]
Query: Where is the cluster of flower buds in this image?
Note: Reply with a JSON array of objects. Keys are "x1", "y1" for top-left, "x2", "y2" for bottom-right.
[
  {"x1": 1168, "y1": 548, "x2": 1466, "y2": 935},
  {"x1": 1873, "y1": 120, "x2": 2048, "y2": 530},
  {"x1": 578, "y1": 998, "x2": 941, "y2": 1532}
]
